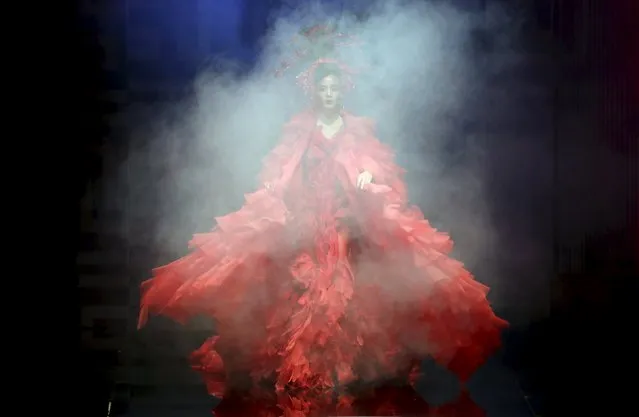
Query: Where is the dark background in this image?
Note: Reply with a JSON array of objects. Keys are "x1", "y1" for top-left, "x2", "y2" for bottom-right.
[{"x1": 70, "y1": 1, "x2": 637, "y2": 416}]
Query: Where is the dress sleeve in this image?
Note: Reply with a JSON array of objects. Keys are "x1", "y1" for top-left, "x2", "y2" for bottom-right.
[
  {"x1": 258, "y1": 129, "x2": 297, "y2": 184},
  {"x1": 258, "y1": 117, "x2": 310, "y2": 189},
  {"x1": 354, "y1": 118, "x2": 408, "y2": 202}
]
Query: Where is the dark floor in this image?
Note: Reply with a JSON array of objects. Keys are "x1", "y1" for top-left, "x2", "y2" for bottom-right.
[{"x1": 116, "y1": 353, "x2": 538, "y2": 417}]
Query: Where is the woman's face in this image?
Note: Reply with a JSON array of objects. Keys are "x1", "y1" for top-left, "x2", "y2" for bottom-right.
[{"x1": 315, "y1": 74, "x2": 341, "y2": 111}]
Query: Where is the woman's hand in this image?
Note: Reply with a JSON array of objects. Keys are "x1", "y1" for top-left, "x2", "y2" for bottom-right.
[
  {"x1": 264, "y1": 182, "x2": 277, "y2": 193},
  {"x1": 356, "y1": 170, "x2": 373, "y2": 189}
]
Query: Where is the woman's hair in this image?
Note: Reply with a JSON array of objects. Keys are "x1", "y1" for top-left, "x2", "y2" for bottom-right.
[{"x1": 313, "y1": 62, "x2": 342, "y2": 86}]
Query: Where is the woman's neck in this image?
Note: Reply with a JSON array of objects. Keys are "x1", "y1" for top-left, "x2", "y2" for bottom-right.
[{"x1": 316, "y1": 110, "x2": 341, "y2": 126}]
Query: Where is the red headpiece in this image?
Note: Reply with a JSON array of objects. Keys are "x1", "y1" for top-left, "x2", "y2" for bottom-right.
[{"x1": 275, "y1": 24, "x2": 363, "y2": 96}]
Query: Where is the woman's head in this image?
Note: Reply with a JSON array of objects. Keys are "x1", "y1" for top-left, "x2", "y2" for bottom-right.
[{"x1": 313, "y1": 62, "x2": 343, "y2": 113}]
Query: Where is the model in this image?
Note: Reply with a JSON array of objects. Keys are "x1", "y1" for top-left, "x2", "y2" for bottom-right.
[{"x1": 139, "y1": 24, "x2": 507, "y2": 417}]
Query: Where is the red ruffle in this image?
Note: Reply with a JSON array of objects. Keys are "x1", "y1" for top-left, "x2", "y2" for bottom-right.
[{"x1": 139, "y1": 111, "x2": 507, "y2": 414}]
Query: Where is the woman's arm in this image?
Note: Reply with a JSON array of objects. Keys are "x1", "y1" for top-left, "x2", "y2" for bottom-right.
[
  {"x1": 353, "y1": 118, "x2": 408, "y2": 201},
  {"x1": 258, "y1": 116, "x2": 313, "y2": 193}
]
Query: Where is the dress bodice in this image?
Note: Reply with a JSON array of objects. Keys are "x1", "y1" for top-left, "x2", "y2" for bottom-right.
[{"x1": 285, "y1": 127, "x2": 352, "y2": 227}]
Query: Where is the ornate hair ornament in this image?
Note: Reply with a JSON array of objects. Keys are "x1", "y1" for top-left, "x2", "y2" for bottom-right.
[
  {"x1": 294, "y1": 58, "x2": 356, "y2": 95},
  {"x1": 275, "y1": 23, "x2": 363, "y2": 95}
]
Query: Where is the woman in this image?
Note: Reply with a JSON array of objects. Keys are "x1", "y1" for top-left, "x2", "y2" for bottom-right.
[{"x1": 138, "y1": 49, "x2": 507, "y2": 415}]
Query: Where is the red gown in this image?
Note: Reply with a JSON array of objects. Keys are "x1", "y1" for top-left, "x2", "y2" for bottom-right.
[{"x1": 138, "y1": 111, "x2": 507, "y2": 415}]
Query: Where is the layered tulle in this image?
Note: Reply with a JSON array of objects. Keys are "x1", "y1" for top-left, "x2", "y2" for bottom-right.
[{"x1": 139, "y1": 111, "x2": 507, "y2": 414}]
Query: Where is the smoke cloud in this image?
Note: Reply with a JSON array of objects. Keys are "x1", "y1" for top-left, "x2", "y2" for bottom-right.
[{"x1": 106, "y1": 0, "x2": 546, "y2": 334}]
